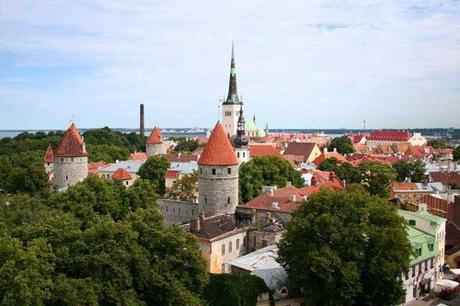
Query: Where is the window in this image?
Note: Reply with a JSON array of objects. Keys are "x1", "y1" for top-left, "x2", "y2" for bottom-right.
[
  {"x1": 227, "y1": 197, "x2": 231, "y2": 204},
  {"x1": 212, "y1": 169, "x2": 216, "y2": 175},
  {"x1": 237, "y1": 152, "x2": 240, "y2": 158},
  {"x1": 227, "y1": 168, "x2": 231, "y2": 174},
  {"x1": 61, "y1": 158, "x2": 64, "y2": 162},
  {"x1": 229, "y1": 241, "x2": 232, "y2": 253},
  {"x1": 243, "y1": 152, "x2": 245, "y2": 157},
  {"x1": 236, "y1": 239, "x2": 240, "y2": 250},
  {"x1": 418, "y1": 263, "x2": 422, "y2": 274},
  {"x1": 221, "y1": 244, "x2": 225, "y2": 255},
  {"x1": 225, "y1": 111, "x2": 232, "y2": 116},
  {"x1": 47, "y1": 162, "x2": 50, "y2": 166},
  {"x1": 262, "y1": 240, "x2": 268, "y2": 247},
  {"x1": 428, "y1": 243, "x2": 434, "y2": 251},
  {"x1": 65, "y1": 175, "x2": 68, "y2": 180},
  {"x1": 125, "y1": 181, "x2": 128, "y2": 186},
  {"x1": 430, "y1": 258, "x2": 433, "y2": 269},
  {"x1": 416, "y1": 248, "x2": 422, "y2": 257},
  {"x1": 424, "y1": 260, "x2": 428, "y2": 272},
  {"x1": 413, "y1": 285, "x2": 417, "y2": 298},
  {"x1": 205, "y1": 198, "x2": 208, "y2": 205},
  {"x1": 243, "y1": 237, "x2": 246, "y2": 247},
  {"x1": 408, "y1": 220, "x2": 416, "y2": 226},
  {"x1": 200, "y1": 168, "x2": 202, "y2": 174},
  {"x1": 192, "y1": 209, "x2": 194, "y2": 215}
]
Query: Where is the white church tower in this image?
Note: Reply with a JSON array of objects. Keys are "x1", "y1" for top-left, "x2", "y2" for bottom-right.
[{"x1": 222, "y1": 42, "x2": 243, "y2": 139}]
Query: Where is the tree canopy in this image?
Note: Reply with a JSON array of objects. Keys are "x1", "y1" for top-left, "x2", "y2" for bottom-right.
[
  {"x1": 328, "y1": 136, "x2": 355, "y2": 155},
  {"x1": 278, "y1": 188, "x2": 412, "y2": 306},
  {"x1": 358, "y1": 161, "x2": 396, "y2": 198},
  {"x1": 202, "y1": 273, "x2": 268, "y2": 306},
  {"x1": 239, "y1": 156, "x2": 304, "y2": 203},
  {"x1": 319, "y1": 158, "x2": 362, "y2": 185},
  {"x1": 165, "y1": 171, "x2": 198, "y2": 202},
  {"x1": 0, "y1": 176, "x2": 208, "y2": 305},
  {"x1": 169, "y1": 137, "x2": 203, "y2": 153},
  {"x1": 392, "y1": 160, "x2": 426, "y2": 183},
  {"x1": 454, "y1": 146, "x2": 460, "y2": 161},
  {"x1": 137, "y1": 156, "x2": 170, "y2": 195}
]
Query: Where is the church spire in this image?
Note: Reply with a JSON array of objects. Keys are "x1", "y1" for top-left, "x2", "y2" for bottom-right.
[{"x1": 225, "y1": 41, "x2": 241, "y2": 104}]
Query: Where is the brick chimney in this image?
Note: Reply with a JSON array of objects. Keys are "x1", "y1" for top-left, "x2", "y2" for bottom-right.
[{"x1": 191, "y1": 218, "x2": 200, "y2": 232}]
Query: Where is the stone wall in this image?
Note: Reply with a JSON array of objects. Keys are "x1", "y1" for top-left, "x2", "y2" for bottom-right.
[
  {"x1": 198, "y1": 164, "x2": 239, "y2": 216},
  {"x1": 53, "y1": 156, "x2": 88, "y2": 189},
  {"x1": 158, "y1": 198, "x2": 198, "y2": 226},
  {"x1": 146, "y1": 143, "x2": 168, "y2": 157}
]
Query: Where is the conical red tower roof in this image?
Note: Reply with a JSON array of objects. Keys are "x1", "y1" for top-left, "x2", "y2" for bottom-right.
[
  {"x1": 112, "y1": 168, "x2": 132, "y2": 181},
  {"x1": 55, "y1": 123, "x2": 88, "y2": 157},
  {"x1": 146, "y1": 127, "x2": 162, "y2": 144},
  {"x1": 44, "y1": 145, "x2": 54, "y2": 163},
  {"x1": 198, "y1": 122, "x2": 238, "y2": 166}
]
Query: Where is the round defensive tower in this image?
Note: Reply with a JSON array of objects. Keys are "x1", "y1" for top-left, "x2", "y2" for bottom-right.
[
  {"x1": 146, "y1": 126, "x2": 167, "y2": 157},
  {"x1": 198, "y1": 121, "x2": 239, "y2": 216},
  {"x1": 53, "y1": 123, "x2": 88, "y2": 189}
]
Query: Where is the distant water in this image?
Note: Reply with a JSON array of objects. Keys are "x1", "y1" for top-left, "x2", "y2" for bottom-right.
[{"x1": 0, "y1": 131, "x2": 23, "y2": 139}]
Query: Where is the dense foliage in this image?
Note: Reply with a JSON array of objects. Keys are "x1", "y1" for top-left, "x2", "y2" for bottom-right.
[
  {"x1": 202, "y1": 273, "x2": 268, "y2": 306},
  {"x1": 169, "y1": 137, "x2": 203, "y2": 153},
  {"x1": 427, "y1": 139, "x2": 450, "y2": 149},
  {"x1": 239, "y1": 156, "x2": 304, "y2": 203},
  {"x1": 327, "y1": 136, "x2": 355, "y2": 155},
  {"x1": 165, "y1": 171, "x2": 198, "y2": 202},
  {"x1": 137, "y1": 156, "x2": 170, "y2": 195},
  {"x1": 83, "y1": 127, "x2": 145, "y2": 152},
  {"x1": 454, "y1": 146, "x2": 460, "y2": 161},
  {"x1": 0, "y1": 176, "x2": 208, "y2": 305},
  {"x1": 278, "y1": 188, "x2": 412, "y2": 306},
  {"x1": 392, "y1": 160, "x2": 427, "y2": 183}
]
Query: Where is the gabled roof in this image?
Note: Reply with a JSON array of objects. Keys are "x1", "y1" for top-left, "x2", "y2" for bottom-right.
[
  {"x1": 55, "y1": 123, "x2": 88, "y2": 157},
  {"x1": 146, "y1": 127, "x2": 162, "y2": 144},
  {"x1": 367, "y1": 130, "x2": 412, "y2": 141},
  {"x1": 249, "y1": 144, "x2": 282, "y2": 158},
  {"x1": 429, "y1": 171, "x2": 460, "y2": 186},
  {"x1": 129, "y1": 152, "x2": 148, "y2": 161},
  {"x1": 88, "y1": 161, "x2": 107, "y2": 175},
  {"x1": 198, "y1": 122, "x2": 238, "y2": 166},
  {"x1": 191, "y1": 214, "x2": 239, "y2": 240},
  {"x1": 111, "y1": 168, "x2": 132, "y2": 180},
  {"x1": 283, "y1": 142, "x2": 317, "y2": 160},
  {"x1": 312, "y1": 151, "x2": 347, "y2": 167},
  {"x1": 44, "y1": 145, "x2": 54, "y2": 163}
]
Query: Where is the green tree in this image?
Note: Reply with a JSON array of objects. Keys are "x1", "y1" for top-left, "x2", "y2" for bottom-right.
[
  {"x1": 358, "y1": 161, "x2": 396, "y2": 197},
  {"x1": 454, "y1": 146, "x2": 460, "y2": 161},
  {"x1": 86, "y1": 144, "x2": 130, "y2": 163},
  {"x1": 427, "y1": 139, "x2": 449, "y2": 149},
  {"x1": 278, "y1": 189, "x2": 412, "y2": 306},
  {"x1": 202, "y1": 273, "x2": 268, "y2": 306},
  {"x1": 319, "y1": 159, "x2": 362, "y2": 185},
  {"x1": 392, "y1": 160, "x2": 426, "y2": 183},
  {"x1": 165, "y1": 171, "x2": 198, "y2": 202},
  {"x1": 0, "y1": 176, "x2": 208, "y2": 305},
  {"x1": 171, "y1": 137, "x2": 203, "y2": 153},
  {"x1": 318, "y1": 157, "x2": 340, "y2": 171},
  {"x1": 137, "y1": 156, "x2": 170, "y2": 195},
  {"x1": 239, "y1": 156, "x2": 304, "y2": 203},
  {"x1": 328, "y1": 136, "x2": 355, "y2": 155}
]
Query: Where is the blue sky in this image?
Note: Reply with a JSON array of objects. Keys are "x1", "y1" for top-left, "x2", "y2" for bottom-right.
[{"x1": 0, "y1": 0, "x2": 459, "y2": 130}]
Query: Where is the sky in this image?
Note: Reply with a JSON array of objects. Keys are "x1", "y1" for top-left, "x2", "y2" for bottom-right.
[{"x1": 0, "y1": 0, "x2": 459, "y2": 130}]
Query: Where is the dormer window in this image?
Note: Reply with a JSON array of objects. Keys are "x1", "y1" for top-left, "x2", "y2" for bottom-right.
[{"x1": 408, "y1": 220, "x2": 416, "y2": 226}]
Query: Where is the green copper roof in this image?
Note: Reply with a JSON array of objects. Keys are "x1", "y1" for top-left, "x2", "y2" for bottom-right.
[
  {"x1": 399, "y1": 209, "x2": 446, "y2": 226},
  {"x1": 245, "y1": 121, "x2": 266, "y2": 137},
  {"x1": 406, "y1": 225, "x2": 437, "y2": 265}
]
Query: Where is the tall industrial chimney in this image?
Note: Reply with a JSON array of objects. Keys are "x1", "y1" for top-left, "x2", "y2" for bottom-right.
[{"x1": 140, "y1": 104, "x2": 145, "y2": 138}]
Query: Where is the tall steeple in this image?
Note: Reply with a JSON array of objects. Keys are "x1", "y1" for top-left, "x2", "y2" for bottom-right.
[
  {"x1": 224, "y1": 41, "x2": 241, "y2": 104},
  {"x1": 234, "y1": 106, "x2": 249, "y2": 148}
]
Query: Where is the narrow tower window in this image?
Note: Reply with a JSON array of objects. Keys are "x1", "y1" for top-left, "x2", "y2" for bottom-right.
[
  {"x1": 212, "y1": 169, "x2": 216, "y2": 175},
  {"x1": 227, "y1": 168, "x2": 231, "y2": 174}
]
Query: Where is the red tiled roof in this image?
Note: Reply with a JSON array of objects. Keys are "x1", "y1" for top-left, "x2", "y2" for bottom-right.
[
  {"x1": 191, "y1": 214, "x2": 238, "y2": 240},
  {"x1": 44, "y1": 145, "x2": 54, "y2": 163},
  {"x1": 55, "y1": 123, "x2": 88, "y2": 157},
  {"x1": 146, "y1": 127, "x2": 162, "y2": 144},
  {"x1": 112, "y1": 168, "x2": 132, "y2": 180},
  {"x1": 249, "y1": 144, "x2": 282, "y2": 158},
  {"x1": 390, "y1": 182, "x2": 419, "y2": 191},
  {"x1": 367, "y1": 130, "x2": 412, "y2": 141},
  {"x1": 198, "y1": 122, "x2": 238, "y2": 166},
  {"x1": 312, "y1": 151, "x2": 347, "y2": 167},
  {"x1": 88, "y1": 161, "x2": 107, "y2": 175},
  {"x1": 165, "y1": 170, "x2": 180, "y2": 179},
  {"x1": 129, "y1": 152, "x2": 148, "y2": 161},
  {"x1": 298, "y1": 180, "x2": 344, "y2": 195},
  {"x1": 429, "y1": 172, "x2": 460, "y2": 186}
]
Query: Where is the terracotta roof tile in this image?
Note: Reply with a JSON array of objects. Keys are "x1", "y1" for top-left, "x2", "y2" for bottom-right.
[
  {"x1": 146, "y1": 127, "x2": 162, "y2": 144},
  {"x1": 165, "y1": 170, "x2": 180, "y2": 179},
  {"x1": 55, "y1": 123, "x2": 88, "y2": 157},
  {"x1": 430, "y1": 172, "x2": 460, "y2": 186},
  {"x1": 191, "y1": 214, "x2": 238, "y2": 240},
  {"x1": 367, "y1": 130, "x2": 412, "y2": 141},
  {"x1": 44, "y1": 145, "x2": 54, "y2": 163},
  {"x1": 167, "y1": 153, "x2": 199, "y2": 163},
  {"x1": 249, "y1": 144, "x2": 282, "y2": 158},
  {"x1": 198, "y1": 122, "x2": 238, "y2": 166},
  {"x1": 129, "y1": 152, "x2": 148, "y2": 161},
  {"x1": 88, "y1": 161, "x2": 107, "y2": 175},
  {"x1": 111, "y1": 168, "x2": 132, "y2": 180},
  {"x1": 283, "y1": 142, "x2": 317, "y2": 161}
]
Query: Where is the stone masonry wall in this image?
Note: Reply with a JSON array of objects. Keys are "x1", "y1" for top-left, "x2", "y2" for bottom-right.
[
  {"x1": 158, "y1": 198, "x2": 198, "y2": 226},
  {"x1": 53, "y1": 156, "x2": 88, "y2": 189},
  {"x1": 198, "y1": 164, "x2": 239, "y2": 217},
  {"x1": 146, "y1": 143, "x2": 168, "y2": 157}
]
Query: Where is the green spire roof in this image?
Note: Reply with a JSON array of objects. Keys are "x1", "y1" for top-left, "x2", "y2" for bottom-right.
[{"x1": 224, "y1": 41, "x2": 242, "y2": 105}]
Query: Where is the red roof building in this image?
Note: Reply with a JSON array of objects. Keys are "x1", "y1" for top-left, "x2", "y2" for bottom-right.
[
  {"x1": 88, "y1": 161, "x2": 107, "y2": 175},
  {"x1": 146, "y1": 127, "x2": 163, "y2": 144},
  {"x1": 111, "y1": 168, "x2": 132, "y2": 181},
  {"x1": 429, "y1": 172, "x2": 460, "y2": 187},
  {"x1": 198, "y1": 122, "x2": 238, "y2": 166},
  {"x1": 165, "y1": 170, "x2": 180, "y2": 180},
  {"x1": 55, "y1": 123, "x2": 88, "y2": 157},
  {"x1": 249, "y1": 143, "x2": 282, "y2": 158},
  {"x1": 44, "y1": 145, "x2": 54, "y2": 163},
  {"x1": 129, "y1": 152, "x2": 148, "y2": 161},
  {"x1": 367, "y1": 131, "x2": 412, "y2": 142}
]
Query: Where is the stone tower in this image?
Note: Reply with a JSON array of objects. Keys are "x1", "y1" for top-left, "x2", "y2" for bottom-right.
[
  {"x1": 43, "y1": 145, "x2": 54, "y2": 180},
  {"x1": 53, "y1": 123, "x2": 88, "y2": 189},
  {"x1": 146, "y1": 127, "x2": 167, "y2": 157},
  {"x1": 234, "y1": 106, "x2": 249, "y2": 164},
  {"x1": 198, "y1": 122, "x2": 239, "y2": 216},
  {"x1": 222, "y1": 42, "x2": 243, "y2": 139}
]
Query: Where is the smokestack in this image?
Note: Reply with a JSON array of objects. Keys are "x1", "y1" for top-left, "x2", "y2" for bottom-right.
[{"x1": 140, "y1": 104, "x2": 145, "y2": 138}]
